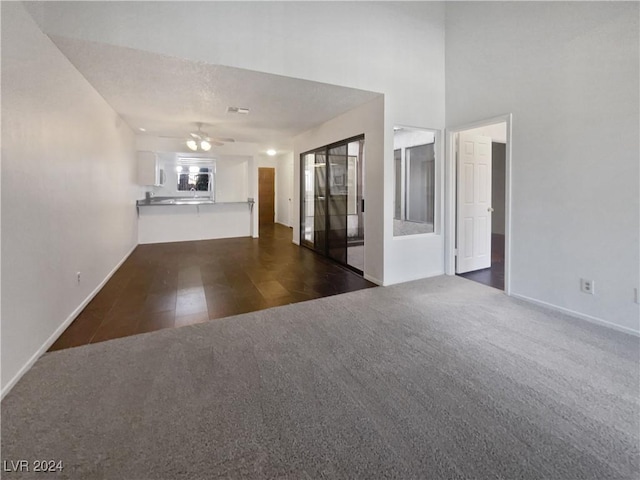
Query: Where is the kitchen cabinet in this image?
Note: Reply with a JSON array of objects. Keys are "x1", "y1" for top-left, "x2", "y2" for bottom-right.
[{"x1": 137, "y1": 151, "x2": 165, "y2": 186}]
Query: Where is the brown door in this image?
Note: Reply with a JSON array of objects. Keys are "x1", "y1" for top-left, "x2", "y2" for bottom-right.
[{"x1": 258, "y1": 167, "x2": 275, "y2": 227}]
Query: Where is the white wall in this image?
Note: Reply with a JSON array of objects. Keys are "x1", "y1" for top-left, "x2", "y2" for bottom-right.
[
  {"x1": 294, "y1": 96, "x2": 385, "y2": 284},
  {"x1": 27, "y1": 1, "x2": 447, "y2": 286},
  {"x1": 276, "y1": 152, "x2": 294, "y2": 228},
  {"x1": 446, "y1": 2, "x2": 640, "y2": 333},
  {"x1": 217, "y1": 157, "x2": 250, "y2": 203},
  {"x1": 1, "y1": 3, "x2": 139, "y2": 395}
]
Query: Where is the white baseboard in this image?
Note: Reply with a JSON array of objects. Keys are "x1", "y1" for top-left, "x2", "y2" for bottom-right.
[
  {"x1": 510, "y1": 293, "x2": 640, "y2": 337},
  {"x1": 1, "y1": 243, "x2": 138, "y2": 401}
]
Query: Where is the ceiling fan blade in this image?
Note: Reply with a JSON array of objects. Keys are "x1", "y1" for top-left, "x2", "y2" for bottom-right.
[
  {"x1": 203, "y1": 139, "x2": 224, "y2": 146},
  {"x1": 148, "y1": 129, "x2": 233, "y2": 147}
]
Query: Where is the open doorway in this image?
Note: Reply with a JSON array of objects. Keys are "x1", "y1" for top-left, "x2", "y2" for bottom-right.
[{"x1": 445, "y1": 115, "x2": 511, "y2": 292}]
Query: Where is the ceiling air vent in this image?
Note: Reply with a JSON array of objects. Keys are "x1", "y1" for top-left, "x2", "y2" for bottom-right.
[{"x1": 226, "y1": 106, "x2": 250, "y2": 114}]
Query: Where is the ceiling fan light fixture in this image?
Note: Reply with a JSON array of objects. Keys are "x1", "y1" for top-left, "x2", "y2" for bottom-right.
[{"x1": 181, "y1": 123, "x2": 233, "y2": 151}]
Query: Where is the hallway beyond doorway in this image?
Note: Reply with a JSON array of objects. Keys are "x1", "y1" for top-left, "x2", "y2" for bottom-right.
[
  {"x1": 50, "y1": 224, "x2": 375, "y2": 351},
  {"x1": 458, "y1": 233, "x2": 505, "y2": 290}
]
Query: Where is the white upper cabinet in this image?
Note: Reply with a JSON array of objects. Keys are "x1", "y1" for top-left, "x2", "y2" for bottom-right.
[{"x1": 137, "y1": 151, "x2": 165, "y2": 186}]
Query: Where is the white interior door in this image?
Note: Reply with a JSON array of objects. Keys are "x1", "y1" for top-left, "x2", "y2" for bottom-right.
[{"x1": 456, "y1": 133, "x2": 492, "y2": 273}]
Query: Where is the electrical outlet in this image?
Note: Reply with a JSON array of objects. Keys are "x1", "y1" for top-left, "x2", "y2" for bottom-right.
[
  {"x1": 77, "y1": 272, "x2": 81, "y2": 284},
  {"x1": 580, "y1": 278, "x2": 594, "y2": 295}
]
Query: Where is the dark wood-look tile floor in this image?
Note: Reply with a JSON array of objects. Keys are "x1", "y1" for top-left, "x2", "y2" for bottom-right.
[
  {"x1": 457, "y1": 262, "x2": 505, "y2": 291},
  {"x1": 457, "y1": 234, "x2": 505, "y2": 291},
  {"x1": 50, "y1": 224, "x2": 376, "y2": 351}
]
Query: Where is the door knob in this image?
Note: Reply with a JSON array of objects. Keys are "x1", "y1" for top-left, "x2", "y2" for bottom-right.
[{"x1": 488, "y1": 207, "x2": 494, "y2": 212}]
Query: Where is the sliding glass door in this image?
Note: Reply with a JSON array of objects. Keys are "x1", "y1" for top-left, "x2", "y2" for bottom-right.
[
  {"x1": 301, "y1": 135, "x2": 364, "y2": 273},
  {"x1": 301, "y1": 150, "x2": 326, "y2": 254},
  {"x1": 327, "y1": 143, "x2": 348, "y2": 264}
]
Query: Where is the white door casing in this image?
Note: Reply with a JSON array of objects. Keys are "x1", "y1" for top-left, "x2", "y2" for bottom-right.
[{"x1": 456, "y1": 133, "x2": 492, "y2": 273}]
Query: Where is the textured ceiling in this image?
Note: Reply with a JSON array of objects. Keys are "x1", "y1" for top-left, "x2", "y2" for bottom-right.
[{"x1": 49, "y1": 36, "x2": 381, "y2": 152}]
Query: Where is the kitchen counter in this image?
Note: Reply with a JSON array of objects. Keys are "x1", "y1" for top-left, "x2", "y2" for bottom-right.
[
  {"x1": 136, "y1": 197, "x2": 255, "y2": 244},
  {"x1": 136, "y1": 196, "x2": 254, "y2": 207}
]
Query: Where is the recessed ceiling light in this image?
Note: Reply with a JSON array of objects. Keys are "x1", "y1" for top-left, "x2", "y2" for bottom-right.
[
  {"x1": 267, "y1": 149, "x2": 277, "y2": 156},
  {"x1": 139, "y1": 127, "x2": 146, "y2": 132},
  {"x1": 227, "y1": 106, "x2": 250, "y2": 114}
]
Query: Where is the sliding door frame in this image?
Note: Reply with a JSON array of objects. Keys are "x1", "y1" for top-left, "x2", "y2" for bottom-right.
[{"x1": 300, "y1": 134, "x2": 365, "y2": 274}]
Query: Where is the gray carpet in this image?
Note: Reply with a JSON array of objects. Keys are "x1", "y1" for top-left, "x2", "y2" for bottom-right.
[{"x1": 2, "y1": 275, "x2": 639, "y2": 479}]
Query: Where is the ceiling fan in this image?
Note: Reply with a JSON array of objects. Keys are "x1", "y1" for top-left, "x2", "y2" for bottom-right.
[{"x1": 160, "y1": 123, "x2": 235, "y2": 152}]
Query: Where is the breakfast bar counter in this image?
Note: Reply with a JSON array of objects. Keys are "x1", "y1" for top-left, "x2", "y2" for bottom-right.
[{"x1": 136, "y1": 197, "x2": 254, "y2": 244}]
